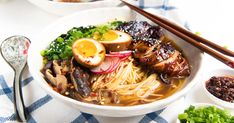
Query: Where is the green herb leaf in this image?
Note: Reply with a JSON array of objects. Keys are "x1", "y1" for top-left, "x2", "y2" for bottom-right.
[{"x1": 41, "y1": 21, "x2": 124, "y2": 61}]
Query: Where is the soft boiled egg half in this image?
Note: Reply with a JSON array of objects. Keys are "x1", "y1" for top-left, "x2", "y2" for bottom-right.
[
  {"x1": 72, "y1": 38, "x2": 106, "y2": 68},
  {"x1": 99, "y1": 30, "x2": 132, "y2": 52}
]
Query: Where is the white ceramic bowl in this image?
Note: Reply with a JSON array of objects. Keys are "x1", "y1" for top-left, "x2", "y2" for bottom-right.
[
  {"x1": 27, "y1": 0, "x2": 121, "y2": 16},
  {"x1": 202, "y1": 69, "x2": 234, "y2": 109},
  {"x1": 28, "y1": 7, "x2": 203, "y2": 117}
]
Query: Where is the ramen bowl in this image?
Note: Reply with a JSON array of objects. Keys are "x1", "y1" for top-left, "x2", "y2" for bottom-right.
[{"x1": 28, "y1": 7, "x2": 203, "y2": 117}]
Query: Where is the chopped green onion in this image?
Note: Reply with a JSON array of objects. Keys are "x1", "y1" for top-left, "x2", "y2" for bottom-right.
[
  {"x1": 178, "y1": 105, "x2": 234, "y2": 123},
  {"x1": 195, "y1": 32, "x2": 201, "y2": 36},
  {"x1": 43, "y1": 59, "x2": 48, "y2": 64},
  {"x1": 52, "y1": 54, "x2": 59, "y2": 60},
  {"x1": 56, "y1": 37, "x2": 64, "y2": 43},
  {"x1": 178, "y1": 113, "x2": 188, "y2": 120},
  {"x1": 223, "y1": 45, "x2": 229, "y2": 49},
  {"x1": 40, "y1": 50, "x2": 46, "y2": 56}
]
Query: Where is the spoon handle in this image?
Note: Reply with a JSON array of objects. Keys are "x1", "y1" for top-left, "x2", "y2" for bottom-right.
[{"x1": 13, "y1": 70, "x2": 28, "y2": 122}]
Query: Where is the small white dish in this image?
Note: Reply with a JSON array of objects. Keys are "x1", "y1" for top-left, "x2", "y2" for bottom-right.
[{"x1": 202, "y1": 69, "x2": 234, "y2": 109}]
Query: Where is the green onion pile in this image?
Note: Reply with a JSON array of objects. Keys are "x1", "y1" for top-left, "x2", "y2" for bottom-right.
[{"x1": 178, "y1": 105, "x2": 234, "y2": 123}]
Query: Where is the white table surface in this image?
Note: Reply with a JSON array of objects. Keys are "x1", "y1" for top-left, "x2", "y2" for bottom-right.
[
  {"x1": 1, "y1": 0, "x2": 234, "y2": 72},
  {"x1": 0, "y1": 0, "x2": 234, "y2": 120}
]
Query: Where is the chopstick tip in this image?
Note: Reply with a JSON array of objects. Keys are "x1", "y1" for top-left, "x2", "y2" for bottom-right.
[
  {"x1": 120, "y1": 0, "x2": 129, "y2": 4},
  {"x1": 227, "y1": 61, "x2": 234, "y2": 69}
]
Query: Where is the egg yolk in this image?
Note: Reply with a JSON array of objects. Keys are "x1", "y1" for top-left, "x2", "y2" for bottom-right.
[
  {"x1": 102, "y1": 30, "x2": 119, "y2": 41},
  {"x1": 74, "y1": 40, "x2": 97, "y2": 57}
]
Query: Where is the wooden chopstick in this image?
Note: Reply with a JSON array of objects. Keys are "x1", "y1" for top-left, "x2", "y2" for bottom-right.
[{"x1": 121, "y1": 0, "x2": 234, "y2": 69}]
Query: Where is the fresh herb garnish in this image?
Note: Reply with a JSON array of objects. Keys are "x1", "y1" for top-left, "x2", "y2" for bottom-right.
[{"x1": 41, "y1": 21, "x2": 125, "y2": 61}]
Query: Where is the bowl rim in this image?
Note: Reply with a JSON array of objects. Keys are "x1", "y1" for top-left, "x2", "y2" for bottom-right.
[
  {"x1": 28, "y1": 7, "x2": 204, "y2": 113},
  {"x1": 44, "y1": 0, "x2": 119, "y2": 5},
  {"x1": 202, "y1": 69, "x2": 234, "y2": 109}
]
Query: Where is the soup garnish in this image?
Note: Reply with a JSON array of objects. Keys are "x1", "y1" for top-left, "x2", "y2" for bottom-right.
[
  {"x1": 178, "y1": 105, "x2": 234, "y2": 123},
  {"x1": 206, "y1": 76, "x2": 234, "y2": 103}
]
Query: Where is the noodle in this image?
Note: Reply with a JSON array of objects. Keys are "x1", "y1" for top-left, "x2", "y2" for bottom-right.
[{"x1": 91, "y1": 57, "x2": 164, "y2": 104}]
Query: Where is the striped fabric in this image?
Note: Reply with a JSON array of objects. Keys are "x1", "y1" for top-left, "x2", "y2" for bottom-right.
[{"x1": 0, "y1": 0, "x2": 189, "y2": 122}]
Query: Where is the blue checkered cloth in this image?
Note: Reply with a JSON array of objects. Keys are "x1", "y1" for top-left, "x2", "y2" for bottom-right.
[{"x1": 0, "y1": 0, "x2": 191, "y2": 122}]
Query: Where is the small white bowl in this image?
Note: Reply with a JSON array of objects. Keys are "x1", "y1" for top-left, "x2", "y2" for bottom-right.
[
  {"x1": 202, "y1": 69, "x2": 234, "y2": 109},
  {"x1": 176, "y1": 103, "x2": 225, "y2": 123},
  {"x1": 27, "y1": 0, "x2": 122, "y2": 16}
]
